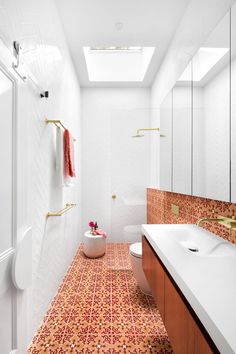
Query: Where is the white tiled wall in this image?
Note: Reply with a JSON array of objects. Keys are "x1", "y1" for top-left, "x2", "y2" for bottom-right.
[
  {"x1": 0, "y1": 0, "x2": 81, "y2": 351},
  {"x1": 81, "y1": 88, "x2": 150, "y2": 242}
]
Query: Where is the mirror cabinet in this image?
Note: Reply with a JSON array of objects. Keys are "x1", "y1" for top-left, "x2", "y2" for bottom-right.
[
  {"x1": 160, "y1": 91, "x2": 172, "y2": 192},
  {"x1": 231, "y1": 5, "x2": 236, "y2": 202},
  {"x1": 160, "y1": 7, "x2": 234, "y2": 203},
  {"x1": 172, "y1": 62, "x2": 192, "y2": 195}
]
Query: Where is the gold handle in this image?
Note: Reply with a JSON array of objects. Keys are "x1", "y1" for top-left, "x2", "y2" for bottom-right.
[{"x1": 112, "y1": 195, "x2": 117, "y2": 199}]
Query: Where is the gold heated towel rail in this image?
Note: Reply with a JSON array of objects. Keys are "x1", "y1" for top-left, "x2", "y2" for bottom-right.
[
  {"x1": 46, "y1": 203, "x2": 76, "y2": 218},
  {"x1": 45, "y1": 118, "x2": 76, "y2": 141}
]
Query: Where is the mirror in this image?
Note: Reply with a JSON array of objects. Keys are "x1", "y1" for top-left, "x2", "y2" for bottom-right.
[
  {"x1": 172, "y1": 62, "x2": 192, "y2": 195},
  {"x1": 159, "y1": 8, "x2": 234, "y2": 203},
  {"x1": 160, "y1": 91, "x2": 172, "y2": 192},
  {"x1": 231, "y1": 4, "x2": 236, "y2": 202},
  {"x1": 192, "y1": 12, "x2": 230, "y2": 201}
]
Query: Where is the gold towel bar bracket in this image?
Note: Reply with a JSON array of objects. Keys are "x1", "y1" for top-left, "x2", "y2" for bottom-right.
[
  {"x1": 46, "y1": 203, "x2": 76, "y2": 218},
  {"x1": 45, "y1": 118, "x2": 76, "y2": 141}
]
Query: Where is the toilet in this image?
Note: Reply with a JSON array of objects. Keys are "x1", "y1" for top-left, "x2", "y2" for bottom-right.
[{"x1": 129, "y1": 242, "x2": 151, "y2": 295}]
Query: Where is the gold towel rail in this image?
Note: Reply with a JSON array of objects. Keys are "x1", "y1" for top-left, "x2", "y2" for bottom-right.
[
  {"x1": 45, "y1": 118, "x2": 76, "y2": 141},
  {"x1": 46, "y1": 203, "x2": 76, "y2": 218}
]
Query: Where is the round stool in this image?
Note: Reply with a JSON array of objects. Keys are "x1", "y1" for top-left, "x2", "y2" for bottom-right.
[{"x1": 83, "y1": 231, "x2": 106, "y2": 258}]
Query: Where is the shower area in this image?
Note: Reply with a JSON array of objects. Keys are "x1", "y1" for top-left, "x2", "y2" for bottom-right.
[{"x1": 110, "y1": 108, "x2": 159, "y2": 243}]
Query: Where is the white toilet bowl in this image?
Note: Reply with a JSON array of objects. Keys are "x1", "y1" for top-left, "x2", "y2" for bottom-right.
[{"x1": 129, "y1": 242, "x2": 151, "y2": 295}]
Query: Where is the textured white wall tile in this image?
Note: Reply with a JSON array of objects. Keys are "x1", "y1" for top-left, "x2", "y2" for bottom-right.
[
  {"x1": 81, "y1": 88, "x2": 150, "y2": 242},
  {"x1": 0, "y1": 0, "x2": 81, "y2": 352}
]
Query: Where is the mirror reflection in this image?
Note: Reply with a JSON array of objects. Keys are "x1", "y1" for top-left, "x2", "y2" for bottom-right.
[
  {"x1": 192, "y1": 12, "x2": 230, "y2": 201},
  {"x1": 160, "y1": 91, "x2": 172, "y2": 192},
  {"x1": 172, "y1": 62, "x2": 192, "y2": 195},
  {"x1": 231, "y1": 5, "x2": 236, "y2": 202}
]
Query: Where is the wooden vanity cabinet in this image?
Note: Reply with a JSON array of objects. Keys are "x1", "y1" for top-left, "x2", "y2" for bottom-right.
[
  {"x1": 142, "y1": 233, "x2": 165, "y2": 319},
  {"x1": 194, "y1": 322, "x2": 213, "y2": 354},
  {"x1": 142, "y1": 236, "x2": 216, "y2": 354}
]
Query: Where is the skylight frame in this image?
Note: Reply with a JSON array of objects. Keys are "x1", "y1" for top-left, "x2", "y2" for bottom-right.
[
  {"x1": 89, "y1": 46, "x2": 143, "y2": 53},
  {"x1": 83, "y1": 46, "x2": 155, "y2": 82}
]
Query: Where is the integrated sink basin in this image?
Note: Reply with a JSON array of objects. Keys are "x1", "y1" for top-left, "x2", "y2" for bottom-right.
[
  {"x1": 170, "y1": 226, "x2": 236, "y2": 257},
  {"x1": 142, "y1": 223, "x2": 236, "y2": 354},
  {"x1": 144, "y1": 224, "x2": 236, "y2": 257}
]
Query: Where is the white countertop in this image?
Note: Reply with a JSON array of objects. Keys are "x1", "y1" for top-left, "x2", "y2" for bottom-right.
[{"x1": 142, "y1": 224, "x2": 236, "y2": 354}]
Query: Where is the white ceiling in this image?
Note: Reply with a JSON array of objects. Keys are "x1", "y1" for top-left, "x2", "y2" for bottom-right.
[{"x1": 56, "y1": 0, "x2": 190, "y2": 87}]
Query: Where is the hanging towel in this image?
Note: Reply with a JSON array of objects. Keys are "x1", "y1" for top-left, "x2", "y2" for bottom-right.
[
  {"x1": 92, "y1": 229, "x2": 108, "y2": 238},
  {"x1": 64, "y1": 129, "x2": 76, "y2": 178},
  {"x1": 56, "y1": 127, "x2": 65, "y2": 186}
]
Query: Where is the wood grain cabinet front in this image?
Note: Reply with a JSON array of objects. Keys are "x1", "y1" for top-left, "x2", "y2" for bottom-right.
[
  {"x1": 142, "y1": 235, "x2": 165, "y2": 319},
  {"x1": 142, "y1": 236, "x2": 215, "y2": 354},
  {"x1": 165, "y1": 272, "x2": 194, "y2": 354}
]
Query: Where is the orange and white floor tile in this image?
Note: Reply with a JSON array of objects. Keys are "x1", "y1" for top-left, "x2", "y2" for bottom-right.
[{"x1": 28, "y1": 243, "x2": 172, "y2": 353}]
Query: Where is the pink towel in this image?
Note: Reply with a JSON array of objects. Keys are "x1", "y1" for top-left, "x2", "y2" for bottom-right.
[
  {"x1": 64, "y1": 129, "x2": 76, "y2": 178},
  {"x1": 92, "y1": 229, "x2": 107, "y2": 238}
]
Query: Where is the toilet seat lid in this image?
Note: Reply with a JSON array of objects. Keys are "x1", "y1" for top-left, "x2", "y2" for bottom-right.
[{"x1": 130, "y1": 242, "x2": 142, "y2": 258}]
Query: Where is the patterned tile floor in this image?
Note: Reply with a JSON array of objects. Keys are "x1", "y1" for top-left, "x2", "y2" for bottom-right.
[{"x1": 28, "y1": 243, "x2": 172, "y2": 353}]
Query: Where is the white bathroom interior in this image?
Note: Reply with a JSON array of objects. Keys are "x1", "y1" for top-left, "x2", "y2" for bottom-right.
[{"x1": 1, "y1": 0, "x2": 236, "y2": 353}]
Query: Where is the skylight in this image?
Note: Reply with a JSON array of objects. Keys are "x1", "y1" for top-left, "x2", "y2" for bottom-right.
[
  {"x1": 83, "y1": 46, "x2": 155, "y2": 82},
  {"x1": 90, "y1": 46, "x2": 143, "y2": 53},
  {"x1": 178, "y1": 47, "x2": 229, "y2": 82}
]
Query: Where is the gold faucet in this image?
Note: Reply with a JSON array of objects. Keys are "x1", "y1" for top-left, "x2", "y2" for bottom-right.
[
  {"x1": 196, "y1": 217, "x2": 224, "y2": 227},
  {"x1": 196, "y1": 216, "x2": 236, "y2": 229}
]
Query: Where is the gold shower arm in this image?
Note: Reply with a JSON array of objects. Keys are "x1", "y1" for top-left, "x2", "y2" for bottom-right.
[
  {"x1": 45, "y1": 118, "x2": 76, "y2": 141},
  {"x1": 46, "y1": 203, "x2": 76, "y2": 218}
]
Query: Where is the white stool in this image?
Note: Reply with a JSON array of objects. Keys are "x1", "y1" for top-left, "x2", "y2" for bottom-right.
[{"x1": 83, "y1": 231, "x2": 106, "y2": 258}]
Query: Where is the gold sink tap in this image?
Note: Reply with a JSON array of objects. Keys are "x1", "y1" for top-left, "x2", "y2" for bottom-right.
[
  {"x1": 196, "y1": 217, "x2": 224, "y2": 227},
  {"x1": 196, "y1": 216, "x2": 236, "y2": 229}
]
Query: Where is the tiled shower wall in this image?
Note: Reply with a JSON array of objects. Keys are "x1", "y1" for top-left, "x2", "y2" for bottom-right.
[{"x1": 147, "y1": 188, "x2": 236, "y2": 243}]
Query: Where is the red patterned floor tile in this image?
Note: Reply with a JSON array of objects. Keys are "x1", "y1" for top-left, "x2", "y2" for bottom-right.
[
  {"x1": 60, "y1": 333, "x2": 87, "y2": 353},
  {"x1": 112, "y1": 315, "x2": 135, "y2": 336},
  {"x1": 112, "y1": 335, "x2": 137, "y2": 353},
  {"x1": 28, "y1": 244, "x2": 172, "y2": 353},
  {"x1": 87, "y1": 317, "x2": 112, "y2": 336},
  {"x1": 135, "y1": 335, "x2": 172, "y2": 353}
]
